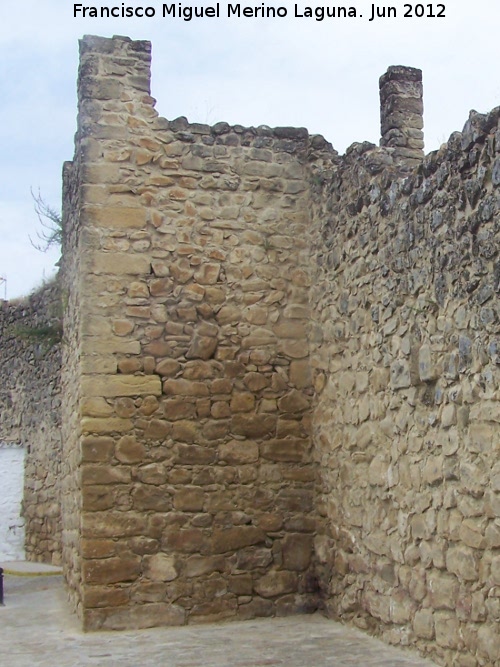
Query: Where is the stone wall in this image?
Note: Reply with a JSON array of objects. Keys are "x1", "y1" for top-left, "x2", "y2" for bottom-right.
[
  {"x1": 310, "y1": 112, "x2": 500, "y2": 665},
  {"x1": 42, "y1": 33, "x2": 500, "y2": 666},
  {"x1": 61, "y1": 35, "x2": 332, "y2": 631},
  {"x1": 0, "y1": 281, "x2": 62, "y2": 564}
]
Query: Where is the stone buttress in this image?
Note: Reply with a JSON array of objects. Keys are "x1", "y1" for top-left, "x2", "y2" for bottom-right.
[{"x1": 62, "y1": 35, "x2": 322, "y2": 630}]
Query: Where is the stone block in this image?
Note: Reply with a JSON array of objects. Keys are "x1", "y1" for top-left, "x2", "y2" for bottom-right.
[
  {"x1": 254, "y1": 571, "x2": 298, "y2": 598},
  {"x1": 164, "y1": 529, "x2": 205, "y2": 553},
  {"x1": 428, "y1": 572, "x2": 459, "y2": 609},
  {"x1": 230, "y1": 393, "x2": 255, "y2": 413},
  {"x1": 83, "y1": 337, "x2": 141, "y2": 354},
  {"x1": 81, "y1": 465, "x2": 131, "y2": 486},
  {"x1": 491, "y1": 555, "x2": 500, "y2": 585},
  {"x1": 132, "y1": 485, "x2": 172, "y2": 512},
  {"x1": 243, "y1": 372, "x2": 270, "y2": 391},
  {"x1": 289, "y1": 360, "x2": 312, "y2": 388},
  {"x1": 81, "y1": 398, "x2": 114, "y2": 418},
  {"x1": 81, "y1": 539, "x2": 116, "y2": 559},
  {"x1": 144, "y1": 554, "x2": 178, "y2": 581},
  {"x1": 281, "y1": 534, "x2": 313, "y2": 571},
  {"x1": 434, "y1": 612, "x2": 461, "y2": 649},
  {"x1": 175, "y1": 444, "x2": 216, "y2": 465},
  {"x1": 218, "y1": 439, "x2": 259, "y2": 464},
  {"x1": 277, "y1": 390, "x2": 309, "y2": 413},
  {"x1": 81, "y1": 355, "x2": 117, "y2": 375},
  {"x1": 413, "y1": 609, "x2": 434, "y2": 639},
  {"x1": 80, "y1": 415, "x2": 122, "y2": 441},
  {"x1": 91, "y1": 251, "x2": 151, "y2": 275},
  {"x1": 83, "y1": 586, "x2": 129, "y2": 609},
  {"x1": 446, "y1": 545, "x2": 479, "y2": 581},
  {"x1": 115, "y1": 435, "x2": 146, "y2": 463},
  {"x1": 82, "y1": 485, "x2": 117, "y2": 511},
  {"x1": 418, "y1": 345, "x2": 437, "y2": 381},
  {"x1": 81, "y1": 436, "x2": 115, "y2": 462},
  {"x1": 228, "y1": 574, "x2": 253, "y2": 595},
  {"x1": 260, "y1": 438, "x2": 310, "y2": 462},
  {"x1": 211, "y1": 526, "x2": 265, "y2": 554},
  {"x1": 86, "y1": 205, "x2": 146, "y2": 229},
  {"x1": 173, "y1": 488, "x2": 205, "y2": 511},
  {"x1": 85, "y1": 603, "x2": 186, "y2": 631},
  {"x1": 83, "y1": 556, "x2": 141, "y2": 584},
  {"x1": 390, "y1": 360, "x2": 412, "y2": 389},
  {"x1": 163, "y1": 379, "x2": 210, "y2": 397},
  {"x1": 163, "y1": 398, "x2": 197, "y2": 420},
  {"x1": 81, "y1": 511, "x2": 146, "y2": 539},
  {"x1": 184, "y1": 555, "x2": 226, "y2": 578},
  {"x1": 231, "y1": 414, "x2": 277, "y2": 438},
  {"x1": 478, "y1": 623, "x2": 500, "y2": 661},
  {"x1": 82, "y1": 375, "x2": 162, "y2": 398},
  {"x1": 145, "y1": 419, "x2": 172, "y2": 440},
  {"x1": 186, "y1": 333, "x2": 218, "y2": 360},
  {"x1": 237, "y1": 597, "x2": 274, "y2": 620}
]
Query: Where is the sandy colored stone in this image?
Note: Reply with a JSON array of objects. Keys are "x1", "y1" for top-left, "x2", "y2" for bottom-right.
[
  {"x1": 86, "y1": 205, "x2": 147, "y2": 229},
  {"x1": 82, "y1": 375, "x2": 161, "y2": 398},
  {"x1": 254, "y1": 571, "x2": 298, "y2": 598},
  {"x1": 186, "y1": 333, "x2": 218, "y2": 360},
  {"x1": 81, "y1": 436, "x2": 115, "y2": 462},
  {"x1": 115, "y1": 435, "x2": 146, "y2": 463},
  {"x1": 218, "y1": 439, "x2": 259, "y2": 464},
  {"x1": 144, "y1": 554, "x2": 178, "y2": 582},
  {"x1": 211, "y1": 526, "x2": 265, "y2": 554},
  {"x1": 231, "y1": 414, "x2": 277, "y2": 438}
]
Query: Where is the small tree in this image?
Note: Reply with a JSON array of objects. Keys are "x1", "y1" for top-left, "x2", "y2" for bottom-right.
[{"x1": 29, "y1": 189, "x2": 63, "y2": 253}]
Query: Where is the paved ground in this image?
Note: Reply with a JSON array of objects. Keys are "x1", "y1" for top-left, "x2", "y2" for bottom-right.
[{"x1": 0, "y1": 572, "x2": 440, "y2": 667}]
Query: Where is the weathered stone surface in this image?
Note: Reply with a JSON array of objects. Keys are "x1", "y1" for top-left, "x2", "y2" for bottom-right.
[
  {"x1": 231, "y1": 414, "x2": 277, "y2": 438},
  {"x1": 144, "y1": 554, "x2": 178, "y2": 581},
  {"x1": 218, "y1": 439, "x2": 259, "y2": 464},
  {"x1": 186, "y1": 333, "x2": 218, "y2": 360},
  {"x1": 82, "y1": 375, "x2": 162, "y2": 398},
  {"x1": 260, "y1": 438, "x2": 310, "y2": 462},
  {"x1": 212, "y1": 527, "x2": 265, "y2": 553},
  {"x1": 81, "y1": 436, "x2": 115, "y2": 462},
  {"x1": 86, "y1": 603, "x2": 186, "y2": 631},
  {"x1": 115, "y1": 435, "x2": 146, "y2": 463},
  {"x1": 254, "y1": 571, "x2": 298, "y2": 598},
  {"x1": 83, "y1": 556, "x2": 141, "y2": 584},
  {"x1": 281, "y1": 534, "x2": 313, "y2": 571}
]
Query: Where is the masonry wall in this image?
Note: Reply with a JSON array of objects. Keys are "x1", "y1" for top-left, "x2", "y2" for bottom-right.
[
  {"x1": 310, "y1": 114, "x2": 500, "y2": 665},
  {"x1": 58, "y1": 34, "x2": 500, "y2": 666},
  {"x1": 62, "y1": 35, "x2": 329, "y2": 630},
  {"x1": 0, "y1": 282, "x2": 62, "y2": 564}
]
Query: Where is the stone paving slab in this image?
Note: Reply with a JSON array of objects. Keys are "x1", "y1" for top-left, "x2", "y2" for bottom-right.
[{"x1": 0, "y1": 574, "x2": 440, "y2": 667}]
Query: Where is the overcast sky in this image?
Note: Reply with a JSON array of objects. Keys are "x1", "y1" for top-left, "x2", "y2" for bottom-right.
[{"x1": 1, "y1": 0, "x2": 499, "y2": 298}]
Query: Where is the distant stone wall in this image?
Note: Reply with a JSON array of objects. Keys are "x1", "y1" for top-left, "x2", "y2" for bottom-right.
[
  {"x1": 310, "y1": 112, "x2": 500, "y2": 665},
  {"x1": 0, "y1": 281, "x2": 62, "y2": 564}
]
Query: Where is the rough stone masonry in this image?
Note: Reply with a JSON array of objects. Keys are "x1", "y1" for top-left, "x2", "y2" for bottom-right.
[{"x1": 2, "y1": 34, "x2": 499, "y2": 667}]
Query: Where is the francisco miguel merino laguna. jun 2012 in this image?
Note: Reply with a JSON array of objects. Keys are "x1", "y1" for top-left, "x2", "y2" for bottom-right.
[{"x1": 73, "y1": 3, "x2": 447, "y2": 19}]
